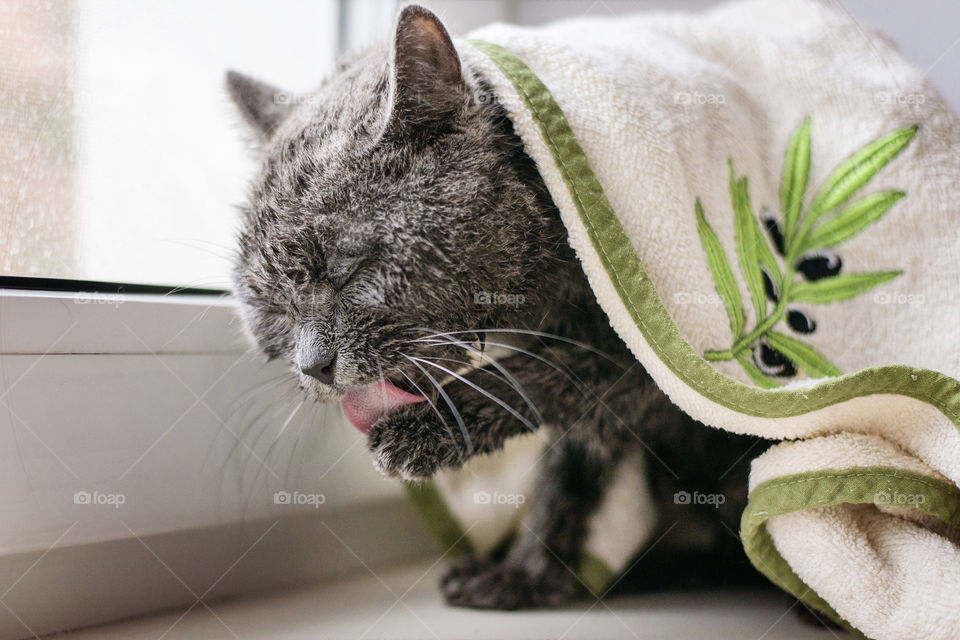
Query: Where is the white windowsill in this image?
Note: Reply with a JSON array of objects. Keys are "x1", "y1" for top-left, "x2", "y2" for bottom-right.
[
  {"x1": 48, "y1": 558, "x2": 845, "y2": 640},
  {"x1": 0, "y1": 289, "x2": 424, "y2": 639}
]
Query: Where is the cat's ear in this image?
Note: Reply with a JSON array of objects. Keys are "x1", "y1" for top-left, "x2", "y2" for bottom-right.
[
  {"x1": 386, "y1": 5, "x2": 465, "y2": 130},
  {"x1": 226, "y1": 70, "x2": 296, "y2": 138}
]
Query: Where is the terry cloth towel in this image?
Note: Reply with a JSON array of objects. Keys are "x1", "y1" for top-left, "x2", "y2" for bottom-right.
[{"x1": 405, "y1": 1, "x2": 960, "y2": 639}]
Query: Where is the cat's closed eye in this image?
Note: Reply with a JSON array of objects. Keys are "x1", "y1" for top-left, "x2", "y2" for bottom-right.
[{"x1": 328, "y1": 255, "x2": 367, "y2": 291}]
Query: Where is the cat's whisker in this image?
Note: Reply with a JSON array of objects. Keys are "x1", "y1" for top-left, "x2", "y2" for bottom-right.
[
  {"x1": 421, "y1": 334, "x2": 544, "y2": 426},
  {"x1": 409, "y1": 356, "x2": 537, "y2": 433},
  {"x1": 221, "y1": 373, "x2": 300, "y2": 424},
  {"x1": 273, "y1": 399, "x2": 305, "y2": 442},
  {"x1": 374, "y1": 357, "x2": 460, "y2": 449},
  {"x1": 238, "y1": 383, "x2": 317, "y2": 522},
  {"x1": 407, "y1": 327, "x2": 625, "y2": 367},
  {"x1": 226, "y1": 376, "x2": 303, "y2": 494},
  {"x1": 241, "y1": 388, "x2": 300, "y2": 491},
  {"x1": 423, "y1": 354, "x2": 545, "y2": 436},
  {"x1": 395, "y1": 363, "x2": 467, "y2": 458},
  {"x1": 253, "y1": 402, "x2": 298, "y2": 493},
  {"x1": 204, "y1": 372, "x2": 291, "y2": 465},
  {"x1": 226, "y1": 375, "x2": 301, "y2": 434},
  {"x1": 420, "y1": 355, "x2": 502, "y2": 378},
  {"x1": 215, "y1": 376, "x2": 300, "y2": 480},
  {"x1": 374, "y1": 356, "x2": 457, "y2": 456},
  {"x1": 417, "y1": 337, "x2": 592, "y2": 398},
  {"x1": 402, "y1": 355, "x2": 473, "y2": 457},
  {"x1": 282, "y1": 399, "x2": 324, "y2": 496}
]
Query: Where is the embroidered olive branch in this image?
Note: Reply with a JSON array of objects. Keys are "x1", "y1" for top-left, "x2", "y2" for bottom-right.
[{"x1": 696, "y1": 118, "x2": 917, "y2": 386}]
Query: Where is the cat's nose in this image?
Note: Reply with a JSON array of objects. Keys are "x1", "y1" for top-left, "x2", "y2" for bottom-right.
[{"x1": 301, "y1": 352, "x2": 336, "y2": 385}]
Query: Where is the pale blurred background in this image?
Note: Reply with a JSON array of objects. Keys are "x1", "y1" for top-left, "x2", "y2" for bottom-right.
[{"x1": 1, "y1": 0, "x2": 958, "y2": 287}]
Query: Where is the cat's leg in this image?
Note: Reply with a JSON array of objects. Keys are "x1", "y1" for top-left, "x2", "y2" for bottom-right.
[
  {"x1": 441, "y1": 433, "x2": 622, "y2": 609},
  {"x1": 434, "y1": 338, "x2": 644, "y2": 609},
  {"x1": 369, "y1": 335, "x2": 645, "y2": 608}
]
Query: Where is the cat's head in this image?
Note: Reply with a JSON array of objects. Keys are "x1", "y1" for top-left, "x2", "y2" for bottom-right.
[{"x1": 227, "y1": 5, "x2": 561, "y2": 426}]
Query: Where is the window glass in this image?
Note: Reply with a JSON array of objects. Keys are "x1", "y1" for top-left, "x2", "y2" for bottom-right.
[{"x1": 0, "y1": 0, "x2": 338, "y2": 287}]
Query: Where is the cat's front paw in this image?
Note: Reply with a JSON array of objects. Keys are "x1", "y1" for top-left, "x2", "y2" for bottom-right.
[
  {"x1": 367, "y1": 403, "x2": 462, "y2": 480},
  {"x1": 440, "y1": 555, "x2": 580, "y2": 610}
]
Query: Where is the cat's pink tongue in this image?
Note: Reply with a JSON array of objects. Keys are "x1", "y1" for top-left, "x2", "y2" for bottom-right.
[{"x1": 342, "y1": 380, "x2": 427, "y2": 434}]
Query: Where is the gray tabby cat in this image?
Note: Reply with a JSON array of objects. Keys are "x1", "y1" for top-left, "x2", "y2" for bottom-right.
[{"x1": 228, "y1": 5, "x2": 763, "y2": 610}]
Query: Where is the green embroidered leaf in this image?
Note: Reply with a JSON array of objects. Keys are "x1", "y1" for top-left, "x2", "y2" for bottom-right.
[
  {"x1": 752, "y1": 213, "x2": 783, "y2": 292},
  {"x1": 737, "y1": 354, "x2": 780, "y2": 388},
  {"x1": 780, "y1": 117, "x2": 811, "y2": 251},
  {"x1": 730, "y1": 163, "x2": 767, "y2": 323},
  {"x1": 791, "y1": 271, "x2": 902, "y2": 304},
  {"x1": 807, "y1": 126, "x2": 917, "y2": 220},
  {"x1": 766, "y1": 331, "x2": 841, "y2": 378},
  {"x1": 696, "y1": 118, "x2": 911, "y2": 372},
  {"x1": 695, "y1": 198, "x2": 744, "y2": 338},
  {"x1": 800, "y1": 191, "x2": 905, "y2": 253}
]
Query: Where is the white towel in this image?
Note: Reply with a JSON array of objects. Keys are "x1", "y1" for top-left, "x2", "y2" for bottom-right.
[{"x1": 411, "y1": 2, "x2": 960, "y2": 638}]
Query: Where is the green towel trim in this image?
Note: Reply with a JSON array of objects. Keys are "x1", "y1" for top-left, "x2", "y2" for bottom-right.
[
  {"x1": 405, "y1": 482, "x2": 474, "y2": 556},
  {"x1": 578, "y1": 551, "x2": 616, "y2": 596},
  {"x1": 468, "y1": 38, "x2": 960, "y2": 637},
  {"x1": 742, "y1": 466, "x2": 960, "y2": 635}
]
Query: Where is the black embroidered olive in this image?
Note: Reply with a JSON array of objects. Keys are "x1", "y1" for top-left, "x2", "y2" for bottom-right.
[
  {"x1": 761, "y1": 267, "x2": 779, "y2": 302},
  {"x1": 761, "y1": 210, "x2": 786, "y2": 255},
  {"x1": 753, "y1": 341, "x2": 797, "y2": 377},
  {"x1": 787, "y1": 309, "x2": 816, "y2": 333},
  {"x1": 796, "y1": 249, "x2": 842, "y2": 281}
]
